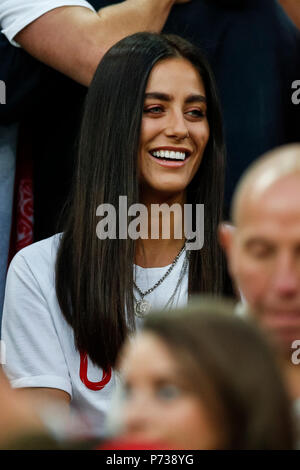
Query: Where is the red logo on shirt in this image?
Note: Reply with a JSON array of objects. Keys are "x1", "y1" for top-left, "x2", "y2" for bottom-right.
[{"x1": 79, "y1": 352, "x2": 112, "y2": 391}]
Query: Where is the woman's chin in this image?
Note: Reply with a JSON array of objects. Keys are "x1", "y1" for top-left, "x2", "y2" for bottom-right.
[
  {"x1": 117, "y1": 433, "x2": 171, "y2": 449},
  {"x1": 145, "y1": 184, "x2": 187, "y2": 199}
]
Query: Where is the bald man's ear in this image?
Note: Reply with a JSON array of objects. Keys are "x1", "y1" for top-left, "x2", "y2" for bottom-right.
[{"x1": 218, "y1": 222, "x2": 235, "y2": 258}]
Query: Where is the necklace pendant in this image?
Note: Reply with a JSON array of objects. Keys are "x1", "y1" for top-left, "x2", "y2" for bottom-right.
[{"x1": 134, "y1": 299, "x2": 151, "y2": 318}]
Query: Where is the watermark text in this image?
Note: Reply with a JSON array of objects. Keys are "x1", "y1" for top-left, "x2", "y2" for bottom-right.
[
  {"x1": 291, "y1": 339, "x2": 300, "y2": 365},
  {"x1": 96, "y1": 196, "x2": 204, "y2": 250},
  {"x1": 291, "y1": 80, "x2": 300, "y2": 105},
  {"x1": 0, "y1": 80, "x2": 6, "y2": 104}
]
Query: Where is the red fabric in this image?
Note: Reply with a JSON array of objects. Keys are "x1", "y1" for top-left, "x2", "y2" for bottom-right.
[
  {"x1": 79, "y1": 352, "x2": 112, "y2": 391},
  {"x1": 8, "y1": 123, "x2": 34, "y2": 266},
  {"x1": 96, "y1": 439, "x2": 171, "y2": 450}
]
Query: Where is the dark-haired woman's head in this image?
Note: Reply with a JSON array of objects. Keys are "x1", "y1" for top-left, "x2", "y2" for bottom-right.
[
  {"x1": 78, "y1": 32, "x2": 224, "y2": 209},
  {"x1": 139, "y1": 56, "x2": 210, "y2": 200},
  {"x1": 56, "y1": 33, "x2": 225, "y2": 371},
  {"x1": 118, "y1": 299, "x2": 295, "y2": 449}
]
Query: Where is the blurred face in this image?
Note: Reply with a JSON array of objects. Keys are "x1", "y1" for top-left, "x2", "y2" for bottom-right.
[
  {"x1": 222, "y1": 174, "x2": 300, "y2": 354},
  {"x1": 139, "y1": 57, "x2": 210, "y2": 200},
  {"x1": 119, "y1": 332, "x2": 222, "y2": 450}
]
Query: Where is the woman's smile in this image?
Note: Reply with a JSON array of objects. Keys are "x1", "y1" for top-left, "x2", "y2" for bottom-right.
[{"x1": 148, "y1": 146, "x2": 192, "y2": 168}]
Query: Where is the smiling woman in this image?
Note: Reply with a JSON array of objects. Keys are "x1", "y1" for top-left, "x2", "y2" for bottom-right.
[
  {"x1": 2, "y1": 33, "x2": 225, "y2": 436},
  {"x1": 56, "y1": 32, "x2": 225, "y2": 365}
]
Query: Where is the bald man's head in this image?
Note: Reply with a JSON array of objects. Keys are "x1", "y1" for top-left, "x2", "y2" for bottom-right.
[
  {"x1": 231, "y1": 144, "x2": 300, "y2": 225},
  {"x1": 220, "y1": 144, "x2": 300, "y2": 356}
]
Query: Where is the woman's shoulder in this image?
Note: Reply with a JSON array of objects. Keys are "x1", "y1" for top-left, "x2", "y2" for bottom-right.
[
  {"x1": 12, "y1": 233, "x2": 61, "y2": 260},
  {"x1": 8, "y1": 233, "x2": 62, "y2": 279}
]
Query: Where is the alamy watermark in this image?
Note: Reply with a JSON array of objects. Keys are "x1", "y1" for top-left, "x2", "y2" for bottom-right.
[
  {"x1": 96, "y1": 196, "x2": 204, "y2": 250},
  {"x1": 0, "y1": 340, "x2": 6, "y2": 365},
  {"x1": 0, "y1": 80, "x2": 6, "y2": 105},
  {"x1": 291, "y1": 80, "x2": 300, "y2": 105},
  {"x1": 291, "y1": 340, "x2": 300, "y2": 365}
]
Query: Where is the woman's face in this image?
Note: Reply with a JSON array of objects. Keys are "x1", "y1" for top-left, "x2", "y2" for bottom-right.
[
  {"x1": 118, "y1": 332, "x2": 222, "y2": 449},
  {"x1": 138, "y1": 57, "x2": 210, "y2": 199}
]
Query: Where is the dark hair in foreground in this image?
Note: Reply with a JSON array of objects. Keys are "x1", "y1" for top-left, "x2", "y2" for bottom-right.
[
  {"x1": 142, "y1": 298, "x2": 295, "y2": 450},
  {"x1": 55, "y1": 33, "x2": 225, "y2": 370}
]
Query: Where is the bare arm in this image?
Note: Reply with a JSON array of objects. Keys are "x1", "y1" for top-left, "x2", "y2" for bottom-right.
[
  {"x1": 14, "y1": 0, "x2": 190, "y2": 86},
  {"x1": 16, "y1": 387, "x2": 71, "y2": 407},
  {"x1": 279, "y1": 0, "x2": 300, "y2": 29},
  {"x1": 0, "y1": 371, "x2": 45, "y2": 446}
]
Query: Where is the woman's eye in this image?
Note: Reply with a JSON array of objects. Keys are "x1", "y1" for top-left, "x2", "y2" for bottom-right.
[
  {"x1": 143, "y1": 106, "x2": 164, "y2": 114},
  {"x1": 186, "y1": 109, "x2": 205, "y2": 118},
  {"x1": 156, "y1": 384, "x2": 181, "y2": 400}
]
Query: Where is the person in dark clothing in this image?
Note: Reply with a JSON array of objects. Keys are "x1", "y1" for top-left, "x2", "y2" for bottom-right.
[
  {"x1": 1, "y1": 0, "x2": 299, "y2": 285},
  {"x1": 162, "y1": 0, "x2": 300, "y2": 215}
]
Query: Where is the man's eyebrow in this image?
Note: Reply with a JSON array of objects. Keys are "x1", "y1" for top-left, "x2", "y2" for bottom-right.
[
  {"x1": 144, "y1": 92, "x2": 207, "y2": 104},
  {"x1": 244, "y1": 238, "x2": 273, "y2": 248}
]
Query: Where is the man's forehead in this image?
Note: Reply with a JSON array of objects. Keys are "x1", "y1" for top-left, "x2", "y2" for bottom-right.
[
  {"x1": 235, "y1": 210, "x2": 300, "y2": 247},
  {"x1": 235, "y1": 173, "x2": 300, "y2": 227}
]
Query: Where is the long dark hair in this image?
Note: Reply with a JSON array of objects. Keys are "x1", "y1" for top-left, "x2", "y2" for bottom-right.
[
  {"x1": 141, "y1": 299, "x2": 295, "y2": 449},
  {"x1": 55, "y1": 33, "x2": 225, "y2": 370}
]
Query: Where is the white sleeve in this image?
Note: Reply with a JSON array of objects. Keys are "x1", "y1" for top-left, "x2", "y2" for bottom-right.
[
  {"x1": 0, "y1": 0, "x2": 96, "y2": 47},
  {"x1": 1, "y1": 251, "x2": 72, "y2": 397}
]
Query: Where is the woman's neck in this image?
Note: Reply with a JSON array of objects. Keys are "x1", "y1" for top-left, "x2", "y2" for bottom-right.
[
  {"x1": 135, "y1": 238, "x2": 186, "y2": 268},
  {"x1": 282, "y1": 359, "x2": 300, "y2": 401},
  {"x1": 135, "y1": 189, "x2": 186, "y2": 268}
]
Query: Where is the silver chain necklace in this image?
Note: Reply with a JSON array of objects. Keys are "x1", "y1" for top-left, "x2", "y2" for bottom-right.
[{"x1": 133, "y1": 244, "x2": 187, "y2": 317}]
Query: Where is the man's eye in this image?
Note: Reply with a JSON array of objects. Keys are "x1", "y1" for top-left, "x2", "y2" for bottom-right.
[
  {"x1": 248, "y1": 246, "x2": 272, "y2": 259},
  {"x1": 156, "y1": 384, "x2": 181, "y2": 400}
]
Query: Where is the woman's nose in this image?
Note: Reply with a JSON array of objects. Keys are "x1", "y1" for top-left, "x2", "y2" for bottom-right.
[
  {"x1": 122, "y1": 395, "x2": 153, "y2": 434},
  {"x1": 164, "y1": 111, "x2": 189, "y2": 140}
]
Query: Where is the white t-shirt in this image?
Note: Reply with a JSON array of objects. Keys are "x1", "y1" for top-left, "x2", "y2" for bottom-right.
[
  {"x1": 1, "y1": 234, "x2": 188, "y2": 437},
  {"x1": 0, "y1": 0, "x2": 96, "y2": 46}
]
